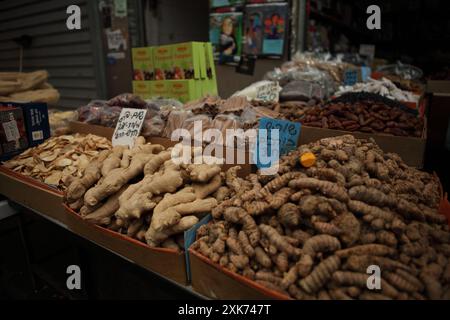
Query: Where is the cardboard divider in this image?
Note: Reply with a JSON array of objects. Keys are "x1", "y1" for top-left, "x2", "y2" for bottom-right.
[
  {"x1": 298, "y1": 125, "x2": 427, "y2": 168},
  {"x1": 0, "y1": 166, "x2": 65, "y2": 223},
  {"x1": 64, "y1": 204, "x2": 187, "y2": 285},
  {"x1": 189, "y1": 248, "x2": 290, "y2": 300}
]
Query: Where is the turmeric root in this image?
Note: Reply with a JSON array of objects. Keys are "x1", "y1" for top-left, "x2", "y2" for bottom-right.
[
  {"x1": 238, "y1": 231, "x2": 255, "y2": 257},
  {"x1": 348, "y1": 200, "x2": 395, "y2": 222},
  {"x1": 269, "y1": 187, "x2": 294, "y2": 209},
  {"x1": 299, "y1": 255, "x2": 341, "y2": 294},
  {"x1": 348, "y1": 186, "x2": 396, "y2": 208},
  {"x1": 214, "y1": 186, "x2": 231, "y2": 202},
  {"x1": 331, "y1": 212, "x2": 360, "y2": 246},
  {"x1": 344, "y1": 255, "x2": 412, "y2": 273},
  {"x1": 259, "y1": 224, "x2": 300, "y2": 257},
  {"x1": 332, "y1": 271, "x2": 399, "y2": 299},
  {"x1": 254, "y1": 246, "x2": 272, "y2": 268},
  {"x1": 243, "y1": 200, "x2": 271, "y2": 216},
  {"x1": 313, "y1": 221, "x2": 342, "y2": 236},
  {"x1": 289, "y1": 177, "x2": 349, "y2": 203},
  {"x1": 277, "y1": 203, "x2": 300, "y2": 227},
  {"x1": 273, "y1": 252, "x2": 289, "y2": 272},
  {"x1": 302, "y1": 235, "x2": 341, "y2": 256},
  {"x1": 281, "y1": 265, "x2": 298, "y2": 289},
  {"x1": 223, "y1": 207, "x2": 260, "y2": 246},
  {"x1": 336, "y1": 244, "x2": 396, "y2": 258},
  {"x1": 230, "y1": 254, "x2": 249, "y2": 269},
  {"x1": 383, "y1": 271, "x2": 423, "y2": 293},
  {"x1": 297, "y1": 254, "x2": 314, "y2": 277}
]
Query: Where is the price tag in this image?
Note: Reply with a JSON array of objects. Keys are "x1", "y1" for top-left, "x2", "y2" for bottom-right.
[
  {"x1": 361, "y1": 66, "x2": 372, "y2": 82},
  {"x1": 344, "y1": 69, "x2": 358, "y2": 86},
  {"x1": 2, "y1": 120, "x2": 20, "y2": 142},
  {"x1": 112, "y1": 108, "x2": 147, "y2": 148},
  {"x1": 255, "y1": 81, "x2": 280, "y2": 102},
  {"x1": 255, "y1": 118, "x2": 301, "y2": 170}
]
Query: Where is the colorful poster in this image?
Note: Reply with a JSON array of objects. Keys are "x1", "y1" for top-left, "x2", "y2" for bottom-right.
[
  {"x1": 210, "y1": 0, "x2": 244, "y2": 8},
  {"x1": 244, "y1": 3, "x2": 288, "y2": 56},
  {"x1": 209, "y1": 12, "x2": 243, "y2": 64}
]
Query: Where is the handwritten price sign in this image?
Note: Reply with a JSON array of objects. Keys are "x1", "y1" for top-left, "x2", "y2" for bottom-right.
[
  {"x1": 112, "y1": 108, "x2": 147, "y2": 148},
  {"x1": 254, "y1": 118, "x2": 301, "y2": 170},
  {"x1": 260, "y1": 118, "x2": 301, "y2": 156}
]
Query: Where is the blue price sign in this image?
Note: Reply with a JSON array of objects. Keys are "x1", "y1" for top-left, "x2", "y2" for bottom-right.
[
  {"x1": 255, "y1": 118, "x2": 301, "y2": 169},
  {"x1": 344, "y1": 69, "x2": 358, "y2": 86}
]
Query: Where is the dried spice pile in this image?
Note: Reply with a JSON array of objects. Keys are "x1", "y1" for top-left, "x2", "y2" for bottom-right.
[
  {"x1": 3, "y1": 134, "x2": 112, "y2": 189},
  {"x1": 65, "y1": 137, "x2": 224, "y2": 249},
  {"x1": 301, "y1": 101, "x2": 423, "y2": 137},
  {"x1": 192, "y1": 135, "x2": 449, "y2": 300}
]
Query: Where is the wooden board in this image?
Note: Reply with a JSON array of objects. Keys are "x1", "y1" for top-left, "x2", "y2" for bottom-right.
[
  {"x1": 0, "y1": 166, "x2": 65, "y2": 223},
  {"x1": 189, "y1": 248, "x2": 290, "y2": 300},
  {"x1": 65, "y1": 205, "x2": 188, "y2": 285}
]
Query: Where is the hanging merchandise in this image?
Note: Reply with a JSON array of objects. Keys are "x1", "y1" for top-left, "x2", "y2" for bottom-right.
[
  {"x1": 209, "y1": 12, "x2": 243, "y2": 64},
  {"x1": 244, "y1": 3, "x2": 288, "y2": 56}
]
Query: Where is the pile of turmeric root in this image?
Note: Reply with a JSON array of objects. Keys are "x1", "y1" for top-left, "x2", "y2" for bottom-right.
[
  {"x1": 192, "y1": 135, "x2": 450, "y2": 300},
  {"x1": 64, "y1": 137, "x2": 223, "y2": 250}
]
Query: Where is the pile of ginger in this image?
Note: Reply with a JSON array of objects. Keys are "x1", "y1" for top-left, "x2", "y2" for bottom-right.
[
  {"x1": 192, "y1": 135, "x2": 450, "y2": 300},
  {"x1": 65, "y1": 137, "x2": 223, "y2": 250}
]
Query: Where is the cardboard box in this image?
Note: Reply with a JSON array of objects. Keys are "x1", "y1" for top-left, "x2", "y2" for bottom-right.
[
  {"x1": 153, "y1": 45, "x2": 173, "y2": 80},
  {"x1": 298, "y1": 125, "x2": 427, "y2": 168},
  {"x1": 151, "y1": 81, "x2": 170, "y2": 98},
  {"x1": 169, "y1": 80, "x2": 199, "y2": 103},
  {"x1": 65, "y1": 205, "x2": 188, "y2": 284},
  {"x1": 0, "y1": 166, "x2": 65, "y2": 223},
  {"x1": 171, "y1": 42, "x2": 205, "y2": 80},
  {"x1": 189, "y1": 248, "x2": 289, "y2": 299},
  {"x1": 203, "y1": 42, "x2": 218, "y2": 96},
  {"x1": 132, "y1": 81, "x2": 152, "y2": 100},
  {"x1": 1, "y1": 102, "x2": 51, "y2": 148},
  {"x1": 18, "y1": 102, "x2": 50, "y2": 147},
  {"x1": 132, "y1": 47, "x2": 154, "y2": 81},
  {"x1": 0, "y1": 106, "x2": 28, "y2": 160}
]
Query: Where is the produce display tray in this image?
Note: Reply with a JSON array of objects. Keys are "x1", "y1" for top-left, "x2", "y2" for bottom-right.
[
  {"x1": 190, "y1": 195, "x2": 450, "y2": 300},
  {"x1": 298, "y1": 125, "x2": 427, "y2": 168},
  {"x1": 65, "y1": 205, "x2": 188, "y2": 285},
  {"x1": 189, "y1": 248, "x2": 290, "y2": 300},
  {"x1": 0, "y1": 166, "x2": 65, "y2": 224}
]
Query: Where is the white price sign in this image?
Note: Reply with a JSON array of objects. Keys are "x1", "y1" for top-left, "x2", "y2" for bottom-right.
[
  {"x1": 256, "y1": 81, "x2": 280, "y2": 102},
  {"x1": 2, "y1": 120, "x2": 20, "y2": 142},
  {"x1": 112, "y1": 108, "x2": 147, "y2": 148}
]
